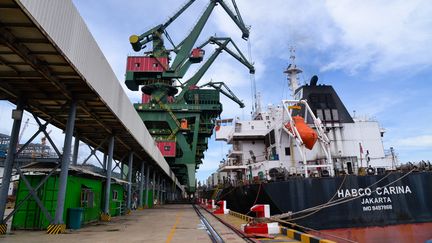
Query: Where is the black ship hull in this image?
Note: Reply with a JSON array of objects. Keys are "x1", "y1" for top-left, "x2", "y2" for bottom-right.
[{"x1": 215, "y1": 171, "x2": 432, "y2": 230}]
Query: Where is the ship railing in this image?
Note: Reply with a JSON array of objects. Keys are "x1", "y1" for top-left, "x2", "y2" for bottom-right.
[{"x1": 229, "y1": 210, "x2": 253, "y2": 223}]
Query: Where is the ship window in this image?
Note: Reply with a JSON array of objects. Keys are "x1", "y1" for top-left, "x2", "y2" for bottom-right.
[
  {"x1": 266, "y1": 116, "x2": 270, "y2": 120},
  {"x1": 270, "y1": 130, "x2": 275, "y2": 144},
  {"x1": 271, "y1": 147, "x2": 277, "y2": 160},
  {"x1": 285, "y1": 147, "x2": 291, "y2": 155},
  {"x1": 251, "y1": 126, "x2": 254, "y2": 130},
  {"x1": 112, "y1": 190, "x2": 118, "y2": 200},
  {"x1": 316, "y1": 109, "x2": 324, "y2": 120},
  {"x1": 331, "y1": 109, "x2": 339, "y2": 121},
  {"x1": 324, "y1": 109, "x2": 332, "y2": 121},
  {"x1": 235, "y1": 123, "x2": 241, "y2": 133}
]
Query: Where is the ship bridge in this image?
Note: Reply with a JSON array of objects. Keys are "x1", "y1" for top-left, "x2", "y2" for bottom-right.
[{"x1": 0, "y1": 0, "x2": 183, "y2": 230}]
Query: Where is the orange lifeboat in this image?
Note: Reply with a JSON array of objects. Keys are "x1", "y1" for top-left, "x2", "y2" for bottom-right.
[{"x1": 285, "y1": 116, "x2": 318, "y2": 150}]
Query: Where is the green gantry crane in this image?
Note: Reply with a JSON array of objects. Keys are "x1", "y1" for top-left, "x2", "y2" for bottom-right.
[{"x1": 125, "y1": 0, "x2": 254, "y2": 193}]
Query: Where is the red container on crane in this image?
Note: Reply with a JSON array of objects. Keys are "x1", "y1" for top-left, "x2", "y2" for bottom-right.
[
  {"x1": 142, "y1": 93, "x2": 151, "y2": 104},
  {"x1": 189, "y1": 48, "x2": 204, "y2": 63},
  {"x1": 156, "y1": 141, "x2": 176, "y2": 157},
  {"x1": 126, "y1": 56, "x2": 168, "y2": 72}
]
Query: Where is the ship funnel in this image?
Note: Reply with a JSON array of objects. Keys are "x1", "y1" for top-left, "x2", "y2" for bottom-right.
[{"x1": 310, "y1": 75, "x2": 318, "y2": 86}]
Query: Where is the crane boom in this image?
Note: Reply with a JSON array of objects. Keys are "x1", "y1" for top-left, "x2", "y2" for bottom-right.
[
  {"x1": 128, "y1": 0, "x2": 249, "y2": 78},
  {"x1": 199, "y1": 81, "x2": 245, "y2": 108},
  {"x1": 175, "y1": 37, "x2": 254, "y2": 102}
]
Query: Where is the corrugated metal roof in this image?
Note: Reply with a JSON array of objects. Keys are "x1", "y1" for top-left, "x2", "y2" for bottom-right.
[
  {"x1": 0, "y1": 0, "x2": 182, "y2": 190},
  {"x1": 20, "y1": 162, "x2": 129, "y2": 184}
]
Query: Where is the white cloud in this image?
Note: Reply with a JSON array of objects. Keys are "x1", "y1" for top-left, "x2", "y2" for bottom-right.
[
  {"x1": 393, "y1": 135, "x2": 432, "y2": 148},
  {"x1": 211, "y1": 0, "x2": 432, "y2": 75},
  {"x1": 322, "y1": 0, "x2": 432, "y2": 74}
]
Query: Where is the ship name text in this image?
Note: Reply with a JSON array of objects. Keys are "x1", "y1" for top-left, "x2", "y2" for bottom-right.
[{"x1": 337, "y1": 185, "x2": 412, "y2": 198}]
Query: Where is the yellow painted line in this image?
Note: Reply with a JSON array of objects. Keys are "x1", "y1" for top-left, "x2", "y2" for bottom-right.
[{"x1": 165, "y1": 212, "x2": 183, "y2": 243}]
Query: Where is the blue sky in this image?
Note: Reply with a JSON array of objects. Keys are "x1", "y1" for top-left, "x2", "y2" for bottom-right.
[{"x1": 1, "y1": 0, "x2": 431, "y2": 184}]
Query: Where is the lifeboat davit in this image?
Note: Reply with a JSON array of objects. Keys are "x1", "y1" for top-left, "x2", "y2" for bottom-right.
[{"x1": 285, "y1": 116, "x2": 318, "y2": 150}]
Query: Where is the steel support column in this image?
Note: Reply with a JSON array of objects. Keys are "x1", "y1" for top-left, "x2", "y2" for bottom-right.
[
  {"x1": 145, "y1": 166, "x2": 150, "y2": 207},
  {"x1": 103, "y1": 136, "x2": 115, "y2": 216},
  {"x1": 156, "y1": 174, "x2": 161, "y2": 204},
  {"x1": 71, "y1": 136, "x2": 79, "y2": 165},
  {"x1": 162, "y1": 180, "x2": 165, "y2": 204},
  {"x1": 127, "y1": 152, "x2": 133, "y2": 210},
  {"x1": 53, "y1": 100, "x2": 77, "y2": 225},
  {"x1": 139, "y1": 162, "x2": 144, "y2": 208},
  {"x1": 103, "y1": 152, "x2": 107, "y2": 171},
  {"x1": 120, "y1": 162, "x2": 125, "y2": 180},
  {"x1": 152, "y1": 170, "x2": 156, "y2": 205},
  {"x1": 0, "y1": 100, "x2": 24, "y2": 225}
]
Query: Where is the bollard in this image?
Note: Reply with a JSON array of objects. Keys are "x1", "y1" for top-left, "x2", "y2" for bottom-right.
[
  {"x1": 242, "y1": 204, "x2": 279, "y2": 235},
  {"x1": 213, "y1": 200, "x2": 229, "y2": 214}
]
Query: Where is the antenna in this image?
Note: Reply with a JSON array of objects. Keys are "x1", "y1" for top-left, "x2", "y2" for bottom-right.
[{"x1": 284, "y1": 47, "x2": 303, "y2": 98}]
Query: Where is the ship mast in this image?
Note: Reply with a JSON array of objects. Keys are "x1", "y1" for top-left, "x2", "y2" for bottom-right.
[{"x1": 284, "y1": 47, "x2": 303, "y2": 98}]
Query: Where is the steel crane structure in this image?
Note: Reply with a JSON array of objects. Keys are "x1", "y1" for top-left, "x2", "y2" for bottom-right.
[{"x1": 125, "y1": 0, "x2": 254, "y2": 192}]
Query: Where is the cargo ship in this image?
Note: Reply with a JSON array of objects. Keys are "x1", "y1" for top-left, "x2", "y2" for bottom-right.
[{"x1": 201, "y1": 52, "x2": 432, "y2": 242}]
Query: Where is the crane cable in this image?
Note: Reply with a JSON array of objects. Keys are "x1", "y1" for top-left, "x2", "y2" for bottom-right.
[{"x1": 247, "y1": 34, "x2": 257, "y2": 114}]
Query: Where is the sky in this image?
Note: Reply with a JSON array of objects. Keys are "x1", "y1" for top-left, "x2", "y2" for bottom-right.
[{"x1": 1, "y1": 0, "x2": 432, "y2": 184}]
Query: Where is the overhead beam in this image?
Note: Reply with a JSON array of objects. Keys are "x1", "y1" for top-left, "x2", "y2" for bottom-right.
[{"x1": 0, "y1": 3, "x2": 18, "y2": 9}]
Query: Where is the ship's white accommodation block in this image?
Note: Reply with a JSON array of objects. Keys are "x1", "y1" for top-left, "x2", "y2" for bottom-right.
[{"x1": 215, "y1": 104, "x2": 394, "y2": 181}]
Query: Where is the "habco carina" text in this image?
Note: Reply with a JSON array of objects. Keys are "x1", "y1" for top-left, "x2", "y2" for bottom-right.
[{"x1": 337, "y1": 185, "x2": 412, "y2": 198}]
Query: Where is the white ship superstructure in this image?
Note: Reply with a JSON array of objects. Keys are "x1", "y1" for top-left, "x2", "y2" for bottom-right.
[{"x1": 212, "y1": 56, "x2": 396, "y2": 183}]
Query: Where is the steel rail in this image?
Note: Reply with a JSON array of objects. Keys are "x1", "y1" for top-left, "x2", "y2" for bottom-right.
[
  {"x1": 198, "y1": 204, "x2": 255, "y2": 243},
  {"x1": 192, "y1": 204, "x2": 224, "y2": 243}
]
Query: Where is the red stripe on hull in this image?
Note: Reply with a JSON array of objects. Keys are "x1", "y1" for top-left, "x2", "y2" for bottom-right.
[{"x1": 314, "y1": 222, "x2": 432, "y2": 243}]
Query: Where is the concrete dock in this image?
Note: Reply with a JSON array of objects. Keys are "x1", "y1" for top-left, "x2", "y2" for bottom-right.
[
  {"x1": 0, "y1": 205, "x2": 222, "y2": 243},
  {"x1": 0, "y1": 204, "x2": 307, "y2": 243}
]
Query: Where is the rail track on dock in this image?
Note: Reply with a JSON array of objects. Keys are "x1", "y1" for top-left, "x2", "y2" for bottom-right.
[{"x1": 193, "y1": 204, "x2": 255, "y2": 243}]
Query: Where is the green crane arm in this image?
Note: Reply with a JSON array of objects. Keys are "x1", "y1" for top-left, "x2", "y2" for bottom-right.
[
  {"x1": 129, "y1": 0, "x2": 196, "y2": 52},
  {"x1": 199, "y1": 81, "x2": 245, "y2": 108},
  {"x1": 168, "y1": 0, "x2": 250, "y2": 74},
  {"x1": 218, "y1": 0, "x2": 249, "y2": 39},
  {"x1": 175, "y1": 37, "x2": 254, "y2": 102}
]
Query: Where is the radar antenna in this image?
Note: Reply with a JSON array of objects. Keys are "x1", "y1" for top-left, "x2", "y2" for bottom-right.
[{"x1": 284, "y1": 47, "x2": 303, "y2": 98}]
